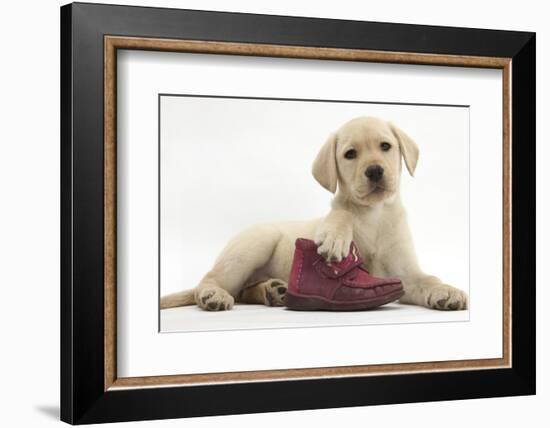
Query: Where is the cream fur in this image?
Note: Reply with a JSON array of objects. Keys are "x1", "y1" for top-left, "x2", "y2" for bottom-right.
[{"x1": 160, "y1": 116, "x2": 468, "y2": 312}]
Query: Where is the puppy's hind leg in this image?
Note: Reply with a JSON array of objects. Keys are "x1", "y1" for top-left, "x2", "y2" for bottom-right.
[
  {"x1": 238, "y1": 279, "x2": 288, "y2": 307},
  {"x1": 195, "y1": 225, "x2": 282, "y2": 311}
]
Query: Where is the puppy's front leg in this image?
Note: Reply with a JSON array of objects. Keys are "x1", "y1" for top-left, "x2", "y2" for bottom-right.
[
  {"x1": 400, "y1": 275, "x2": 468, "y2": 310},
  {"x1": 379, "y1": 233, "x2": 468, "y2": 311},
  {"x1": 314, "y1": 208, "x2": 353, "y2": 262}
]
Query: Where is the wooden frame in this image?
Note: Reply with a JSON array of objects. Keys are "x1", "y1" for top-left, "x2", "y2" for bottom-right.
[
  {"x1": 62, "y1": 2, "x2": 535, "y2": 424},
  {"x1": 104, "y1": 36, "x2": 512, "y2": 390}
]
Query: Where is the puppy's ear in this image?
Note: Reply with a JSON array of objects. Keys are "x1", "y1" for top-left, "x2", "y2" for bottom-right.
[
  {"x1": 312, "y1": 133, "x2": 338, "y2": 193},
  {"x1": 390, "y1": 123, "x2": 419, "y2": 176}
]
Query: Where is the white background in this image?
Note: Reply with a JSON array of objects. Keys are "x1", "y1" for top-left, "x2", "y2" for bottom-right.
[
  {"x1": 118, "y1": 52, "x2": 501, "y2": 377},
  {"x1": 0, "y1": 0, "x2": 546, "y2": 427}
]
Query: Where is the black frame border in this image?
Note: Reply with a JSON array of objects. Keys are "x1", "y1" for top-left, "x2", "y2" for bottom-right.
[{"x1": 61, "y1": 2, "x2": 535, "y2": 424}]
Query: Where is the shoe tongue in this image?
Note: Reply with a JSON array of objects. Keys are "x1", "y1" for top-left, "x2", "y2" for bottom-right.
[{"x1": 320, "y1": 242, "x2": 363, "y2": 278}]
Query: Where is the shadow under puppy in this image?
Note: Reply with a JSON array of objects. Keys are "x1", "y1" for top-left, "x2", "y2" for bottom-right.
[{"x1": 161, "y1": 116, "x2": 468, "y2": 312}]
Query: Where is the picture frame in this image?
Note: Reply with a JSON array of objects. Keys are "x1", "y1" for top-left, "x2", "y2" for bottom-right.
[{"x1": 60, "y1": 2, "x2": 535, "y2": 424}]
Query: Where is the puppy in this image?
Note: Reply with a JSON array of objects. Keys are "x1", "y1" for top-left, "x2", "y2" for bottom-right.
[{"x1": 161, "y1": 117, "x2": 468, "y2": 312}]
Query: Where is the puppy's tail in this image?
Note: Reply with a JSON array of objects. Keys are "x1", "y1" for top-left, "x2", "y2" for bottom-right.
[{"x1": 160, "y1": 289, "x2": 195, "y2": 309}]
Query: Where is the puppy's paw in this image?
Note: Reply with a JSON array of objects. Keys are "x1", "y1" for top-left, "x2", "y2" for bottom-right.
[
  {"x1": 196, "y1": 287, "x2": 234, "y2": 311},
  {"x1": 314, "y1": 229, "x2": 352, "y2": 262},
  {"x1": 261, "y1": 279, "x2": 287, "y2": 307},
  {"x1": 426, "y1": 284, "x2": 468, "y2": 310}
]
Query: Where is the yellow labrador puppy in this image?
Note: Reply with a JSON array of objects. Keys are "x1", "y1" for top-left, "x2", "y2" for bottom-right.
[{"x1": 161, "y1": 116, "x2": 468, "y2": 312}]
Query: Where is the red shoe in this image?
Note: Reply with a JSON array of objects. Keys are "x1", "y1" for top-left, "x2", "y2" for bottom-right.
[{"x1": 286, "y1": 238, "x2": 404, "y2": 311}]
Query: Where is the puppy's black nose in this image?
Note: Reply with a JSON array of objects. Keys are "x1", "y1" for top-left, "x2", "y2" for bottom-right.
[{"x1": 365, "y1": 165, "x2": 384, "y2": 182}]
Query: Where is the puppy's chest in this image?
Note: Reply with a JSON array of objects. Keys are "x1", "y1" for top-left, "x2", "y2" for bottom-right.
[{"x1": 352, "y1": 216, "x2": 385, "y2": 266}]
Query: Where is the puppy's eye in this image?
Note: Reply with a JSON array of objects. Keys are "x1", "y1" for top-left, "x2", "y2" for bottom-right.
[
  {"x1": 344, "y1": 149, "x2": 357, "y2": 159},
  {"x1": 380, "y1": 142, "x2": 391, "y2": 151}
]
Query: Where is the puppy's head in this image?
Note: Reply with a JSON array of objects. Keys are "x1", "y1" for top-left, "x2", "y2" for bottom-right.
[{"x1": 312, "y1": 117, "x2": 419, "y2": 206}]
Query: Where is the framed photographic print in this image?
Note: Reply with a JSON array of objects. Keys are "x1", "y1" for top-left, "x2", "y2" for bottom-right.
[{"x1": 60, "y1": 2, "x2": 535, "y2": 424}]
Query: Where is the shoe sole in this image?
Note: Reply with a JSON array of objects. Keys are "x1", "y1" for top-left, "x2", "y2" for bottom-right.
[{"x1": 285, "y1": 289, "x2": 404, "y2": 311}]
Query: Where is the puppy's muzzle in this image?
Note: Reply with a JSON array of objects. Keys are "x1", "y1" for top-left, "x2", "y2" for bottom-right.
[{"x1": 365, "y1": 165, "x2": 384, "y2": 182}]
